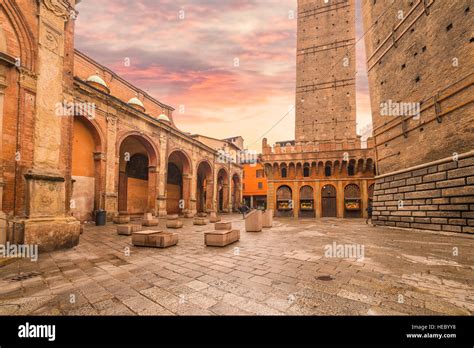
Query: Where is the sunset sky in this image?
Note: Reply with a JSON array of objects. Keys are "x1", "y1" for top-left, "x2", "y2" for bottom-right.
[{"x1": 75, "y1": 0, "x2": 372, "y2": 151}]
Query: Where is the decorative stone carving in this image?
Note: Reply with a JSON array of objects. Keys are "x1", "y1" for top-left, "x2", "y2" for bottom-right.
[{"x1": 42, "y1": 0, "x2": 72, "y2": 22}]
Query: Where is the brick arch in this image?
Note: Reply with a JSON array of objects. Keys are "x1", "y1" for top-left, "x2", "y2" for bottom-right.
[
  {"x1": 74, "y1": 115, "x2": 104, "y2": 153},
  {"x1": 117, "y1": 133, "x2": 159, "y2": 215},
  {"x1": 116, "y1": 131, "x2": 159, "y2": 168},
  {"x1": 196, "y1": 159, "x2": 214, "y2": 177},
  {"x1": 196, "y1": 159, "x2": 214, "y2": 213},
  {"x1": 168, "y1": 148, "x2": 192, "y2": 175},
  {"x1": 1, "y1": 0, "x2": 36, "y2": 70}
]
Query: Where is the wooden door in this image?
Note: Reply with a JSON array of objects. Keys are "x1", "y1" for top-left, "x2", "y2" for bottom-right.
[{"x1": 322, "y1": 185, "x2": 337, "y2": 217}]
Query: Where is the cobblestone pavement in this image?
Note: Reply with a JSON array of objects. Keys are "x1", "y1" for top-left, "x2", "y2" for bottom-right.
[{"x1": 1, "y1": 215, "x2": 473, "y2": 316}]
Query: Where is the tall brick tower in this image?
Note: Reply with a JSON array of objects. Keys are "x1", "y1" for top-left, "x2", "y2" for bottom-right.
[{"x1": 296, "y1": 0, "x2": 357, "y2": 143}]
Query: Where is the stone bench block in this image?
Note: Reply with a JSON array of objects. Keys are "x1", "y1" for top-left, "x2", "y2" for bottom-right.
[
  {"x1": 245, "y1": 210, "x2": 263, "y2": 232},
  {"x1": 132, "y1": 230, "x2": 178, "y2": 248},
  {"x1": 262, "y1": 209, "x2": 274, "y2": 228},
  {"x1": 142, "y1": 219, "x2": 159, "y2": 227},
  {"x1": 193, "y1": 217, "x2": 208, "y2": 225},
  {"x1": 166, "y1": 220, "x2": 183, "y2": 229},
  {"x1": 113, "y1": 215, "x2": 130, "y2": 224},
  {"x1": 205, "y1": 229, "x2": 240, "y2": 247},
  {"x1": 215, "y1": 222, "x2": 232, "y2": 230},
  {"x1": 117, "y1": 224, "x2": 142, "y2": 236}
]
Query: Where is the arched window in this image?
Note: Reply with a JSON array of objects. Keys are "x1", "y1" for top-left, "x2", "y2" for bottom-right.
[
  {"x1": 348, "y1": 164, "x2": 355, "y2": 176},
  {"x1": 303, "y1": 165, "x2": 310, "y2": 177},
  {"x1": 325, "y1": 166, "x2": 331, "y2": 177},
  {"x1": 281, "y1": 167, "x2": 287, "y2": 178}
]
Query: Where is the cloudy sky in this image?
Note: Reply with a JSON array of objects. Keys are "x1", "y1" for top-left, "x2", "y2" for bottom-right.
[{"x1": 75, "y1": 0, "x2": 372, "y2": 151}]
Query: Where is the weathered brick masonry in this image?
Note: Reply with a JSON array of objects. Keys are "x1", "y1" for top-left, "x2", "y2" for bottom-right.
[
  {"x1": 373, "y1": 152, "x2": 474, "y2": 233},
  {"x1": 362, "y1": 0, "x2": 473, "y2": 233}
]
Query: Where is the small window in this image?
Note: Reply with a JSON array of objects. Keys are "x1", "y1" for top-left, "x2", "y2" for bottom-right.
[
  {"x1": 242, "y1": 183, "x2": 245, "y2": 190},
  {"x1": 325, "y1": 166, "x2": 331, "y2": 177},
  {"x1": 348, "y1": 164, "x2": 355, "y2": 176},
  {"x1": 303, "y1": 166, "x2": 310, "y2": 177},
  {"x1": 281, "y1": 167, "x2": 287, "y2": 178},
  {"x1": 258, "y1": 182, "x2": 263, "y2": 190},
  {"x1": 256, "y1": 170, "x2": 264, "y2": 178}
]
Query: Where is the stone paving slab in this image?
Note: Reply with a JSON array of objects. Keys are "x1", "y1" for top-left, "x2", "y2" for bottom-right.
[{"x1": 0, "y1": 215, "x2": 473, "y2": 316}]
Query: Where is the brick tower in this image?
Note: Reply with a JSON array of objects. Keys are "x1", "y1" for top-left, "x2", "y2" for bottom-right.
[{"x1": 296, "y1": 0, "x2": 357, "y2": 143}]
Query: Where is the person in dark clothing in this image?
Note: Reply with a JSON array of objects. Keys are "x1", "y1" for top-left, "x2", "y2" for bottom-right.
[
  {"x1": 366, "y1": 204, "x2": 373, "y2": 225},
  {"x1": 239, "y1": 203, "x2": 250, "y2": 219}
]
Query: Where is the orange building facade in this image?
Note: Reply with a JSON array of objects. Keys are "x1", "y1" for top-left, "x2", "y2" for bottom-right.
[{"x1": 242, "y1": 162, "x2": 267, "y2": 209}]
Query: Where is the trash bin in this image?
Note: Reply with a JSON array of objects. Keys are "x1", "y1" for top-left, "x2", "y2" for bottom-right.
[{"x1": 95, "y1": 210, "x2": 107, "y2": 226}]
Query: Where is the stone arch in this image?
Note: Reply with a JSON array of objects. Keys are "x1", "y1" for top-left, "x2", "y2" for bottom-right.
[
  {"x1": 118, "y1": 134, "x2": 158, "y2": 215},
  {"x1": 322, "y1": 184, "x2": 337, "y2": 217},
  {"x1": 196, "y1": 160, "x2": 213, "y2": 213},
  {"x1": 71, "y1": 116, "x2": 104, "y2": 222},
  {"x1": 167, "y1": 149, "x2": 192, "y2": 214},
  {"x1": 217, "y1": 167, "x2": 230, "y2": 212},
  {"x1": 344, "y1": 184, "x2": 362, "y2": 218}
]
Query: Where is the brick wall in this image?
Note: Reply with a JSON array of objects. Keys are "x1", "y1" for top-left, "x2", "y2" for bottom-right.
[
  {"x1": 362, "y1": 0, "x2": 473, "y2": 174},
  {"x1": 372, "y1": 152, "x2": 474, "y2": 233},
  {"x1": 295, "y1": 0, "x2": 357, "y2": 143}
]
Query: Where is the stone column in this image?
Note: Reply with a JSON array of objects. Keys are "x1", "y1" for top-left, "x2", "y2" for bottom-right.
[
  {"x1": 212, "y1": 164, "x2": 218, "y2": 213},
  {"x1": 293, "y1": 182, "x2": 299, "y2": 218},
  {"x1": 361, "y1": 179, "x2": 369, "y2": 219},
  {"x1": 223, "y1": 183, "x2": 230, "y2": 212},
  {"x1": 182, "y1": 174, "x2": 192, "y2": 215},
  {"x1": 314, "y1": 182, "x2": 321, "y2": 218},
  {"x1": 104, "y1": 114, "x2": 117, "y2": 218},
  {"x1": 148, "y1": 166, "x2": 158, "y2": 213},
  {"x1": 337, "y1": 180, "x2": 344, "y2": 218},
  {"x1": 22, "y1": 1, "x2": 80, "y2": 251},
  {"x1": 205, "y1": 180, "x2": 214, "y2": 212},
  {"x1": 188, "y1": 168, "x2": 197, "y2": 216},
  {"x1": 157, "y1": 133, "x2": 168, "y2": 217}
]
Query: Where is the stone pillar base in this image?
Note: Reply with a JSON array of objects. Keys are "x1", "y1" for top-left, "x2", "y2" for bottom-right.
[{"x1": 22, "y1": 217, "x2": 80, "y2": 252}]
